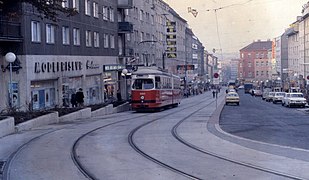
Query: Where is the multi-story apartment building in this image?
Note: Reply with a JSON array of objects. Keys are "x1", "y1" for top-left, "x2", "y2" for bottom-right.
[
  {"x1": 0, "y1": 0, "x2": 131, "y2": 111},
  {"x1": 298, "y1": 3, "x2": 309, "y2": 89},
  {"x1": 238, "y1": 40, "x2": 272, "y2": 82},
  {"x1": 286, "y1": 18, "x2": 301, "y2": 88},
  {"x1": 124, "y1": 0, "x2": 168, "y2": 68},
  {"x1": 230, "y1": 59, "x2": 239, "y2": 81}
]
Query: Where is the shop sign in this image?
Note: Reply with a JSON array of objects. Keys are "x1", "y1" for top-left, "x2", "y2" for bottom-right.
[
  {"x1": 34, "y1": 61, "x2": 82, "y2": 73},
  {"x1": 103, "y1": 64, "x2": 125, "y2": 72},
  {"x1": 86, "y1": 60, "x2": 100, "y2": 69}
]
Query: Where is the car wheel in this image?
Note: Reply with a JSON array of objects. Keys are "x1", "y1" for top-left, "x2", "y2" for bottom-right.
[
  {"x1": 282, "y1": 103, "x2": 284, "y2": 106},
  {"x1": 225, "y1": 102, "x2": 228, "y2": 105},
  {"x1": 237, "y1": 102, "x2": 239, "y2": 106}
]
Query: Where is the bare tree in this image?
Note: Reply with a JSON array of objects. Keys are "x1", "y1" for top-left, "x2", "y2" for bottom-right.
[{"x1": 0, "y1": 0, "x2": 77, "y2": 21}]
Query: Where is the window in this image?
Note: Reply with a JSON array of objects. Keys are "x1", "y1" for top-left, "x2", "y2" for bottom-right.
[
  {"x1": 93, "y1": 2, "x2": 99, "y2": 18},
  {"x1": 31, "y1": 21, "x2": 41, "y2": 42},
  {"x1": 110, "y1": 35, "x2": 115, "y2": 48},
  {"x1": 46, "y1": 24, "x2": 55, "y2": 44},
  {"x1": 126, "y1": 34, "x2": 131, "y2": 41},
  {"x1": 72, "y1": 0, "x2": 79, "y2": 11},
  {"x1": 248, "y1": 72, "x2": 252, "y2": 77},
  {"x1": 85, "y1": 0, "x2": 91, "y2": 16},
  {"x1": 151, "y1": 15, "x2": 154, "y2": 25},
  {"x1": 256, "y1": 61, "x2": 259, "y2": 66},
  {"x1": 73, "y1": 28, "x2": 80, "y2": 45},
  {"x1": 109, "y1": 8, "x2": 114, "y2": 22},
  {"x1": 139, "y1": 10, "x2": 143, "y2": 21},
  {"x1": 140, "y1": 32, "x2": 144, "y2": 42},
  {"x1": 104, "y1": 33, "x2": 109, "y2": 48},
  {"x1": 103, "y1": 6, "x2": 108, "y2": 20},
  {"x1": 62, "y1": 0, "x2": 69, "y2": 8},
  {"x1": 248, "y1": 62, "x2": 251, "y2": 67},
  {"x1": 62, "y1": 26, "x2": 70, "y2": 45},
  {"x1": 86, "y1": 30, "x2": 92, "y2": 47},
  {"x1": 94, "y1": 32, "x2": 99, "y2": 47},
  {"x1": 256, "y1": 71, "x2": 259, "y2": 76},
  {"x1": 132, "y1": 79, "x2": 154, "y2": 90}
]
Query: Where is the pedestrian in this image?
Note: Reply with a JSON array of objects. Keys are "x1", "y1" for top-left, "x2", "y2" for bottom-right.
[
  {"x1": 212, "y1": 90, "x2": 216, "y2": 98},
  {"x1": 215, "y1": 90, "x2": 218, "y2": 98},
  {"x1": 117, "y1": 89, "x2": 122, "y2": 102},
  {"x1": 76, "y1": 88, "x2": 84, "y2": 107},
  {"x1": 70, "y1": 93, "x2": 77, "y2": 107}
]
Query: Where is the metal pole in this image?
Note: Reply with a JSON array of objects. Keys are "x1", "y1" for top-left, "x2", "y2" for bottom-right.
[
  {"x1": 124, "y1": 76, "x2": 127, "y2": 101},
  {"x1": 9, "y1": 62, "x2": 13, "y2": 107}
]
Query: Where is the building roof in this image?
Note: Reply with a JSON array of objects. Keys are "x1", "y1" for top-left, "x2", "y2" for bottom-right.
[
  {"x1": 240, "y1": 40, "x2": 272, "y2": 52},
  {"x1": 169, "y1": 8, "x2": 187, "y2": 23},
  {"x1": 286, "y1": 27, "x2": 298, "y2": 37}
]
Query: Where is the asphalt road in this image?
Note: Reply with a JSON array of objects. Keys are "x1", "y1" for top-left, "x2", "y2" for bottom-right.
[{"x1": 220, "y1": 89, "x2": 309, "y2": 150}]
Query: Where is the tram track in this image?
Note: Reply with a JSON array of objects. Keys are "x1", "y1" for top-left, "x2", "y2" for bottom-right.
[
  {"x1": 2, "y1": 113, "x2": 146, "y2": 180},
  {"x1": 171, "y1": 102, "x2": 304, "y2": 180},
  {"x1": 128, "y1": 96, "x2": 215, "y2": 180},
  {"x1": 71, "y1": 96, "x2": 214, "y2": 180},
  {"x1": 128, "y1": 92, "x2": 305, "y2": 180}
]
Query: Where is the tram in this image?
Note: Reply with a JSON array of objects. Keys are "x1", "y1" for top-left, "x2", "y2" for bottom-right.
[{"x1": 131, "y1": 66, "x2": 182, "y2": 111}]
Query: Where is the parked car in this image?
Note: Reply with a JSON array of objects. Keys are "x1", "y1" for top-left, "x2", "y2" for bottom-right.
[
  {"x1": 265, "y1": 92, "x2": 275, "y2": 102},
  {"x1": 254, "y1": 90, "x2": 262, "y2": 97},
  {"x1": 272, "y1": 92, "x2": 286, "y2": 104},
  {"x1": 225, "y1": 92, "x2": 240, "y2": 106},
  {"x1": 282, "y1": 93, "x2": 307, "y2": 108}
]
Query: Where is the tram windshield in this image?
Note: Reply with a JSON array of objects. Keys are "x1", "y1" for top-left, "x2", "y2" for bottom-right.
[{"x1": 132, "y1": 79, "x2": 154, "y2": 90}]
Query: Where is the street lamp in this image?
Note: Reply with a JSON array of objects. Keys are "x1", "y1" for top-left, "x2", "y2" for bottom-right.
[
  {"x1": 122, "y1": 68, "x2": 128, "y2": 101},
  {"x1": 5, "y1": 52, "x2": 16, "y2": 107}
]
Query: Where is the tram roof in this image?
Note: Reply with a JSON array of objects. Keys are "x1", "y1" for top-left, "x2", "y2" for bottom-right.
[{"x1": 133, "y1": 66, "x2": 178, "y2": 78}]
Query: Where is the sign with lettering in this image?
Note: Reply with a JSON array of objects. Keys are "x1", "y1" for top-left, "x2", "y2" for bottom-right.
[
  {"x1": 166, "y1": 21, "x2": 177, "y2": 59},
  {"x1": 103, "y1": 64, "x2": 125, "y2": 72},
  {"x1": 34, "y1": 61, "x2": 82, "y2": 73},
  {"x1": 167, "y1": 53, "x2": 177, "y2": 58},
  {"x1": 86, "y1": 60, "x2": 100, "y2": 69}
]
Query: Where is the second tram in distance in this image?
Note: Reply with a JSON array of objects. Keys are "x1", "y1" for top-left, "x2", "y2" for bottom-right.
[{"x1": 131, "y1": 66, "x2": 182, "y2": 111}]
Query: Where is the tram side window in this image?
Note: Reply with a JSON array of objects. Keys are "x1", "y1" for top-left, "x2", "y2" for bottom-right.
[
  {"x1": 132, "y1": 79, "x2": 154, "y2": 90},
  {"x1": 155, "y1": 77, "x2": 161, "y2": 89}
]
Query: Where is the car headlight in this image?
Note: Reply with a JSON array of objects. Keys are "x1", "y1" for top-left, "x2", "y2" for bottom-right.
[{"x1": 140, "y1": 96, "x2": 145, "y2": 100}]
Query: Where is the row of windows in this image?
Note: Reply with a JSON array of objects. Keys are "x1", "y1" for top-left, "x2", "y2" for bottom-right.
[
  {"x1": 255, "y1": 61, "x2": 269, "y2": 66},
  {"x1": 241, "y1": 52, "x2": 268, "y2": 59},
  {"x1": 256, "y1": 71, "x2": 269, "y2": 76},
  {"x1": 31, "y1": 21, "x2": 115, "y2": 48},
  {"x1": 61, "y1": 0, "x2": 115, "y2": 22}
]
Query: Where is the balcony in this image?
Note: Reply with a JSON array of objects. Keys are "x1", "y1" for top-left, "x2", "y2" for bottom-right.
[
  {"x1": 0, "y1": 20, "x2": 23, "y2": 42},
  {"x1": 118, "y1": 22, "x2": 133, "y2": 33}
]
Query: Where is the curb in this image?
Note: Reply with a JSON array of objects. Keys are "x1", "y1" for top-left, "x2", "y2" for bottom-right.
[{"x1": 0, "y1": 103, "x2": 132, "y2": 138}]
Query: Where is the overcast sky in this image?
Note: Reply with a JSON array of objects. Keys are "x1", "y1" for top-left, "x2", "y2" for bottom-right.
[{"x1": 165, "y1": 0, "x2": 308, "y2": 58}]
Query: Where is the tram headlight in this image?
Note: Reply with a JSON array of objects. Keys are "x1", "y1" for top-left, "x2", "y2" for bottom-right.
[{"x1": 140, "y1": 96, "x2": 145, "y2": 100}]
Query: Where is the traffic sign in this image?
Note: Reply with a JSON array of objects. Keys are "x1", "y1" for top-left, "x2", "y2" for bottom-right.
[{"x1": 213, "y1": 73, "x2": 219, "y2": 78}]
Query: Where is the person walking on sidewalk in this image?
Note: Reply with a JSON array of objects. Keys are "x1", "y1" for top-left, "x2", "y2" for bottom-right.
[
  {"x1": 212, "y1": 90, "x2": 216, "y2": 98},
  {"x1": 76, "y1": 88, "x2": 84, "y2": 107}
]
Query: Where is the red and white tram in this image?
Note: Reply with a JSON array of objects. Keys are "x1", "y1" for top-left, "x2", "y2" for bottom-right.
[{"x1": 131, "y1": 67, "x2": 182, "y2": 111}]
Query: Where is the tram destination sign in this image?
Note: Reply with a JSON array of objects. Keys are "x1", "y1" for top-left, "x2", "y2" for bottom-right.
[{"x1": 103, "y1": 64, "x2": 125, "y2": 72}]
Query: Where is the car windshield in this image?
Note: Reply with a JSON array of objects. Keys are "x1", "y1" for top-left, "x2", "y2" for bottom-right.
[
  {"x1": 291, "y1": 94, "x2": 304, "y2": 98},
  {"x1": 227, "y1": 93, "x2": 238, "y2": 97},
  {"x1": 276, "y1": 93, "x2": 285, "y2": 96}
]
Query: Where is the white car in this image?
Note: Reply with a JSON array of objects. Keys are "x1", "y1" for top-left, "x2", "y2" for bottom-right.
[
  {"x1": 272, "y1": 92, "x2": 286, "y2": 104},
  {"x1": 265, "y1": 92, "x2": 275, "y2": 102},
  {"x1": 282, "y1": 93, "x2": 307, "y2": 108}
]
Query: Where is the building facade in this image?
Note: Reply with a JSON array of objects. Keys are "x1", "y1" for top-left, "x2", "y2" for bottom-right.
[
  {"x1": 239, "y1": 40, "x2": 272, "y2": 83},
  {"x1": 0, "y1": 0, "x2": 130, "y2": 111}
]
